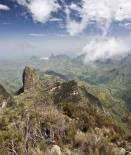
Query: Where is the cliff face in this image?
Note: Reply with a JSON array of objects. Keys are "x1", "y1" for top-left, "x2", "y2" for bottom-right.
[
  {"x1": 17, "y1": 66, "x2": 40, "y2": 94},
  {"x1": 23, "y1": 66, "x2": 39, "y2": 90}
]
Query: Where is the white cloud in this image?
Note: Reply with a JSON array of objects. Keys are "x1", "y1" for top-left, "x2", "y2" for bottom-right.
[
  {"x1": 28, "y1": 33, "x2": 45, "y2": 37},
  {"x1": 16, "y1": 0, "x2": 59, "y2": 23},
  {"x1": 29, "y1": 0, "x2": 59, "y2": 23},
  {"x1": 83, "y1": 37, "x2": 131, "y2": 62},
  {"x1": 15, "y1": 0, "x2": 131, "y2": 35},
  {"x1": 49, "y1": 17, "x2": 62, "y2": 22},
  {"x1": 66, "y1": 20, "x2": 85, "y2": 36},
  {"x1": 66, "y1": 0, "x2": 131, "y2": 36},
  {"x1": 0, "y1": 4, "x2": 10, "y2": 11},
  {"x1": 66, "y1": 6, "x2": 87, "y2": 36}
]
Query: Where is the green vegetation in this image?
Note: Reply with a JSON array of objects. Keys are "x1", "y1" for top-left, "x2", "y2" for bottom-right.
[{"x1": 0, "y1": 66, "x2": 130, "y2": 154}]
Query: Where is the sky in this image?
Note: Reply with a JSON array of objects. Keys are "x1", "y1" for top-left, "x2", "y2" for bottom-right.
[{"x1": 0, "y1": 0, "x2": 131, "y2": 60}]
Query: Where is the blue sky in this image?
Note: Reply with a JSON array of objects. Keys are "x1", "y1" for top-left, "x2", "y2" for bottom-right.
[
  {"x1": 0, "y1": 0, "x2": 74, "y2": 36},
  {"x1": 0, "y1": 0, "x2": 131, "y2": 36},
  {"x1": 0, "y1": 0, "x2": 131, "y2": 59},
  {"x1": 0, "y1": 0, "x2": 60, "y2": 35}
]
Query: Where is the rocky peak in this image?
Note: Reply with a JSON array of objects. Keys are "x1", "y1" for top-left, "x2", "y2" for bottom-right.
[
  {"x1": 16, "y1": 66, "x2": 40, "y2": 95},
  {"x1": 22, "y1": 66, "x2": 39, "y2": 91},
  {"x1": 23, "y1": 66, "x2": 39, "y2": 90}
]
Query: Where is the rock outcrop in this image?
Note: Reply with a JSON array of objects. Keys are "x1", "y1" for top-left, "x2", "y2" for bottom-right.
[
  {"x1": 0, "y1": 84, "x2": 11, "y2": 109},
  {"x1": 17, "y1": 66, "x2": 39, "y2": 94},
  {"x1": 23, "y1": 66, "x2": 39, "y2": 90}
]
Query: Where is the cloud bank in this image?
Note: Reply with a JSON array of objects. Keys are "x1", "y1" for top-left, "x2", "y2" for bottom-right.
[
  {"x1": 0, "y1": 4, "x2": 10, "y2": 11},
  {"x1": 13, "y1": 0, "x2": 131, "y2": 61},
  {"x1": 83, "y1": 37, "x2": 131, "y2": 62},
  {"x1": 67, "y1": 0, "x2": 131, "y2": 36},
  {"x1": 15, "y1": 0, "x2": 131, "y2": 35}
]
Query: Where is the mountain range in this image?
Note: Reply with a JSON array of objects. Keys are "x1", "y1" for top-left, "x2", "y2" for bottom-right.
[{"x1": 0, "y1": 54, "x2": 131, "y2": 154}]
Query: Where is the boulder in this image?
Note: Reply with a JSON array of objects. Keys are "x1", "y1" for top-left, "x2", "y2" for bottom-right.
[{"x1": 50, "y1": 145, "x2": 61, "y2": 155}]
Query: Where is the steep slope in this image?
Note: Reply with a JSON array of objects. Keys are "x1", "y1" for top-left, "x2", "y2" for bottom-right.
[
  {"x1": 38, "y1": 54, "x2": 131, "y2": 111},
  {"x1": 0, "y1": 67, "x2": 130, "y2": 155},
  {"x1": 0, "y1": 84, "x2": 12, "y2": 109}
]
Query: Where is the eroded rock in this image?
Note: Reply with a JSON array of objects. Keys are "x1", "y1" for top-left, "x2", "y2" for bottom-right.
[{"x1": 23, "y1": 66, "x2": 39, "y2": 90}]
